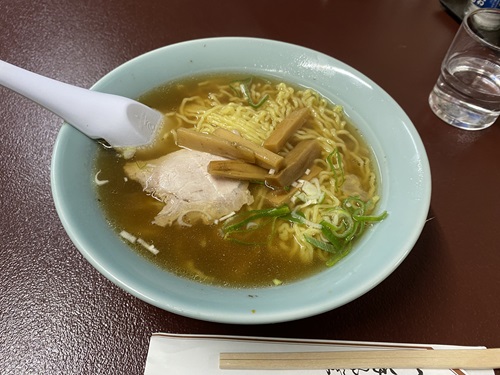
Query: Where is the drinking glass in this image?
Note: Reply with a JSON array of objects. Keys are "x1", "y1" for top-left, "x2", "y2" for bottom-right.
[{"x1": 429, "y1": 9, "x2": 500, "y2": 130}]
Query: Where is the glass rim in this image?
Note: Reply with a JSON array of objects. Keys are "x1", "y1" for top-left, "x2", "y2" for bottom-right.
[{"x1": 464, "y1": 8, "x2": 500, "y2": 51}]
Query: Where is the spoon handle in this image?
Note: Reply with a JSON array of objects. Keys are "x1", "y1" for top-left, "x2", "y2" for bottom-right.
[{"x1": 0, "y1": 59, "x2": 161, "y2": 147}]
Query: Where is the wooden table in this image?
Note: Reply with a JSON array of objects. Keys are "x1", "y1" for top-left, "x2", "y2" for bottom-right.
[{"x1": 1, "y1": 0, "x2": 499, "y2": 373}]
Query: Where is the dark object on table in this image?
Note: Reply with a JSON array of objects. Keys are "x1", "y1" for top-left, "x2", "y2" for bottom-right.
[{"x1": 440, "y1": 0, "x2": 468, "y2": 20}]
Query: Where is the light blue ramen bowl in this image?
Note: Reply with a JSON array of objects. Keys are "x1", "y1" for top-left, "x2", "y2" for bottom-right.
[{"x1": 51, "y1": 37, "x2": 431, "y2": 324}]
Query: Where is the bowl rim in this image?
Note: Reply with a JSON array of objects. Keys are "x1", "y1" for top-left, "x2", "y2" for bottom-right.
[{"x1": 51, "y1": 37, "x2": 432, "y2": 324}]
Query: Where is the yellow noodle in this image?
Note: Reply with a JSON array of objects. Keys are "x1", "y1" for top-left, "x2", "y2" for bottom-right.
[{"x1": 172, "y1": 80, "x2": 378, "y2": 264}]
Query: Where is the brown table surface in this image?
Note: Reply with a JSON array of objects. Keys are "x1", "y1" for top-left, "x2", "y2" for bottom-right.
[{"x1": 2, "y1": 0, "x2": 499, "y2": 374}]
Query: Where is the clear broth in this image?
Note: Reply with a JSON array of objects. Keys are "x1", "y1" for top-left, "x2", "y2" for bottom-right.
[{"x1": 94, "y1": 74, "x2": 375, "y2": 288}]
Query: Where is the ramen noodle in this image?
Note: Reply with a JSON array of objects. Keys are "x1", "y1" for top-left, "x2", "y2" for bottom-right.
[{"x1": 94, "y1": 75, "x2": 386, "y2": 287}]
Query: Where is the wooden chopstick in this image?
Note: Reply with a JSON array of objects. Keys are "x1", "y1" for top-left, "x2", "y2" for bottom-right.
[{"x1": 219, "y1": 348, "x2": 500, "y2": 370}]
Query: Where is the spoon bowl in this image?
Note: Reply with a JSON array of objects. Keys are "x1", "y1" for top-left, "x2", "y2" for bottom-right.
[{"x1": 0, "y1": 59, "x2": 162, "y2": 148}]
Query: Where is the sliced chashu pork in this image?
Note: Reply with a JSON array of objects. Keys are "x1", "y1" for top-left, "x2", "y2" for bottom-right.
[{"x1": 124, "y1": 149, "x2": 254, "y2": 227}]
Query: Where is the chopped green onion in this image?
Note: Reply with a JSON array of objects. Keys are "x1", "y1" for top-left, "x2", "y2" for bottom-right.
[
  {"x1": 308, "y1": 197, "x2": 388, "y2": 266},
  {"x1": 222, "y1": 205, "x2": 290, "y2": 234},
  {"x1": 325, "y1": 243, "x2": 352, "y2": 267},
  {"x1": 222, "y1": 217, "x2": 277, "y2": 245},
  {"x1": 240, "y1": 82, "x2": 269, "y2": 109},
  {"x1": 343, "y1": 196, "x2": 366, "y2": 215},
  {"x1": 327, "y1": 149, "x2": 345, "y2": 191},
  {"x1": 321, "y1": 209, "x2": 355, "y2": 239},
  {"x1": 353, "y1": 211, "x2": 389, "y2": 222},
  {"x1": 304, "y1": 233, "x2": 351, "y2": 267},
  {"x1": 229, "y1": 78, "x2": 269, "y2": 109},
  {"x1": 319, "y1": 222, "x2": 345, "y2": 250},
  {"x1": 228, "y1": 77, "x2": 251, "y2": 97},
  {"x1": 304, "y1": 235, "x2": 337, "y2": 254},
  {"x1": 284, "y1": 211, "x2": 322, "y2": 229},
  {"x1": 221, "y1": 205, "x2": 291, "y2": 244},
  {"x1": 283, "y1": 211, "x2": 305, "y2": 225}
]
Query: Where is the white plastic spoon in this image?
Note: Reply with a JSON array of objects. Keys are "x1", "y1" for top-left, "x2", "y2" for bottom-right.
[{"x1": 0, "y1": 59, "x2": 163, "y2": 148}]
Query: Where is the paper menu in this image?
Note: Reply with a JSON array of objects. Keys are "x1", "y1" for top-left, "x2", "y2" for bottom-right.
[{"x1": 144, "y1": 333, "x2": 494, "y2": 375}]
